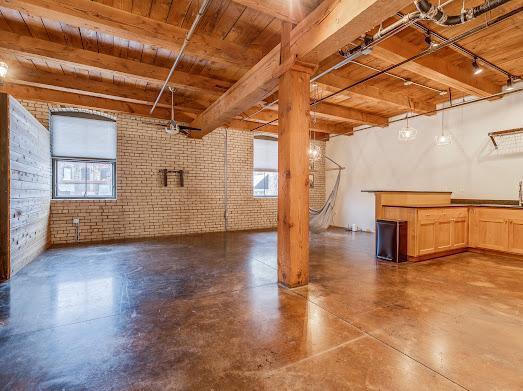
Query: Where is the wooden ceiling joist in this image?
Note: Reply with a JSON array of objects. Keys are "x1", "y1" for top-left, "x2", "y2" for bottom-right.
[
  {"x1": 190, "y1": 0, "x2": 412, "y2": 137},
  {"x1": 6, "y1": 65, "x2": 205, "y2": 114},
  {"x1": 231, "y1": 0, "x2": 312, "y2": 24},
  {"x1": 371, "y1": 35, "x2": 501, "y2": 97},
  {"x1": 239, "y1": 108, "x2": 354, "y2": 134},
  {"x1": 0, "y1": 0, "x2": 263, "y2": 68},
  {"x1": 0, "y1": 83, "x2": 176, "y2": 120},
  {"x1": 265, "y1": 101, "x2": 388, "y2": 127},
  {"x1": 317, "y1": 73, "x2": 436, "y2": 114},
  {"x1": 0, "y1": 30, "x2": 234, "y2": 97}
]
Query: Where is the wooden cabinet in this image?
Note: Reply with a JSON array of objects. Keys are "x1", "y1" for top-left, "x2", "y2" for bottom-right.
[
  {"x1": 384, "y1": 205, "x2": 523, "y2": 261},
  {"x1": 469, "y1": 207, "x2": 523, "y2": 254},
  {"x1": 508, "y1": 219, "x2": 523, "y2": 255},
  {"x1": 416, "y1": 208, "x2": 468, "y2": 256}
]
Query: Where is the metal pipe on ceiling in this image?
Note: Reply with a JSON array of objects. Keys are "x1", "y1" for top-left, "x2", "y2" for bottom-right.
[
  {"x1": 247, "y1": 5, "x2": 521, "y2": 134},
  {"x1": 402, "y1": 13, "x2": 517, "y2": 79},
  {"x1": 415, "y1": 0, "x2": 511, "y2": 25},
  {"x1": 150, "y1": 0, "x2": 212, "y2": 114}
]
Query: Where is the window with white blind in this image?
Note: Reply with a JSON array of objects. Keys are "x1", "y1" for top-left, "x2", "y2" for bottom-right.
[
  {"x1": 51, "y1": 112, "x2": 117, "y2": 199},
  {"x1": 253, "y1": 136, "x2": 278, "y2": 197}
]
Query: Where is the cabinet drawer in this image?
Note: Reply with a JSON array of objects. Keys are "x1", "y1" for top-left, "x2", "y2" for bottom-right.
[{"x1": 417, "y1": 208, "x2": 467, "y2": 221}]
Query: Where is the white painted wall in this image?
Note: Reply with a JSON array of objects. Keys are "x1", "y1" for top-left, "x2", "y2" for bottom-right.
[{"x1": 326, "y1": 91, "x2": 523, "y2": 232}]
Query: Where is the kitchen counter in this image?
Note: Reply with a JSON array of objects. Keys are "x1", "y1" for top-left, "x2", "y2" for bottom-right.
[
  {"x1": 362, "y1": 190, "x2": 452, "y2": 193},
  {"x1": 382, "y1": 204, "x2": 523, "y2": 261},
  {"x1": 383, "y1": 203, "x2": 523, "y2": 209}
]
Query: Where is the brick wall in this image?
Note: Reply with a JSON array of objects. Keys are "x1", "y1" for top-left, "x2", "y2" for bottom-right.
[{"x1": 20, "y1": 100, "x2": 325, "y2": 245}]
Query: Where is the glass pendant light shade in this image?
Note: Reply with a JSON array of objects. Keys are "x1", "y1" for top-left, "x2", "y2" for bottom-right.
[
  {"x1": 308, "y1": 143, "x2": 321, "y2": 162},
  {"x1": 398, "y1": 113, "x2": 417, "y2": 141},
  {"x1": 398, "y1": 126, "x2": 417, "y2": 141},
  {"x1": 435, "y1": 134, "x2": 452, "y2": 146}
]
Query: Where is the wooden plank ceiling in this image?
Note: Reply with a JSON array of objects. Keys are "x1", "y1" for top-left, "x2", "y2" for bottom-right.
[{"x1": 0, "y1": 0, "x2": 521, "y2": 137}]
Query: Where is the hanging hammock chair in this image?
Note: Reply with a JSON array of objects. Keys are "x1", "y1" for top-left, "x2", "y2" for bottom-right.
[{"x1": 309, "y1": 156, "x2": 344, "y2": 233}]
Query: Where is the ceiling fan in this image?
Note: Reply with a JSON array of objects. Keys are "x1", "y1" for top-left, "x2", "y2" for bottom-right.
[{"x1": 147, "y1": 87, "x2": 202, "y2": 136}]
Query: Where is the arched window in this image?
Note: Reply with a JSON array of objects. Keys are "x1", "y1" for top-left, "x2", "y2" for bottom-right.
[{"x1": 51, "y1": 112, "x2": 117, "y2": 199}]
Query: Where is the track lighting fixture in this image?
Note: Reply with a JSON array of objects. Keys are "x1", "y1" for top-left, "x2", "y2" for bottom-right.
[
  {"x1": 403, "y1": 79, "x2": 413, "y2": 86},
  {"x1": 424, "y1": 34, "x2": 438, "y2": 49},
  {"x1": 472, "y1": 58, "x2": 482, "y2": 75},
  {"x1": 506, "y1": 77, "x2": 514, "y2": 91}
]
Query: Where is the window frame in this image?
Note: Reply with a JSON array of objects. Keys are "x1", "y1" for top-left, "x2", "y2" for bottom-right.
[
  {"x1": 52, "y1": 157, "x2": 117, "y2": 200},
  {"x1": 253, "y1": 169, "x2": 278, "y2": 198},
  {"x1": 252, "y1": 135, "x2": 278, "y2": 198},
  {"x1": 50, "y1": 111, "x2": 117, "y2": 200}
]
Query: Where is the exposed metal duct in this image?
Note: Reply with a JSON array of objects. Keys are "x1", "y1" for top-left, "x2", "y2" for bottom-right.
[{"x1": 415, "y1": 0, "x2": 511, "y2": 25}]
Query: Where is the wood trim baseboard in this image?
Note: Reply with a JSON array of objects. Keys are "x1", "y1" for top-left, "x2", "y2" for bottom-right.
[
  {"x1": 408, "y1": 246, "x2": 523, "y2": 262},
  {"x1": 408, "y1": 248, "x2": 466, "y2": 262}
]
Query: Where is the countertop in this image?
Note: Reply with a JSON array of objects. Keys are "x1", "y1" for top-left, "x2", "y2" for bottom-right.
[
  {"x1": 383, "y1": 204, "x2": 523, "y2": 210},
  {"x1": 362, "y1": 190, "x2": 452, "y2": 194}
]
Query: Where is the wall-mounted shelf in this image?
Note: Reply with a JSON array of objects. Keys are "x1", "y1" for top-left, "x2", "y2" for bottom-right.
[{"x1": 488, "y1": 128, "x2": 523, "y2": 149}]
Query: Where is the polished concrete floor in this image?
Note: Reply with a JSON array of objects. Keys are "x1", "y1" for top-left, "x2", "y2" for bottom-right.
[{"x1": 1, "y1": 230, "x2": 522, "y2": 390}]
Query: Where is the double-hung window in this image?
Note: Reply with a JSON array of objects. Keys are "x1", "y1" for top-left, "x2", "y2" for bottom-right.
[
  {"x1": 253, "y1": 136, "x2": 278, "y2": 197},
  {"x1": 51, "y1": 112, "x2": 117, "y2": 199}
]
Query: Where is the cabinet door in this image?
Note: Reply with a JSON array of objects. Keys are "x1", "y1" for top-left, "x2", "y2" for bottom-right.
[
  {"x1": 508, "y1": 219, "x2": 523, "y2": 255},
  {"x1": 417, "y1": 219, "x2": 437, "y2": 255},
  {"x1": 451, "y1": 217, "x2": 468, "y2": 249},
  {"x1": 477, "y1": 216, "x2": 508, "y2": 251},
  {"x1": 435, "y1": 219, "x2": 452, "y2": 251}
]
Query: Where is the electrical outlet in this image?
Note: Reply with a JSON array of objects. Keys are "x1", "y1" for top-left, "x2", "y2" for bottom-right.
[{"x1": 72, "y1": 218, "x2": 80, "y2": 225}]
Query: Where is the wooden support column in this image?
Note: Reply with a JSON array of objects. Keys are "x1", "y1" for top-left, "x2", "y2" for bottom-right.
[{"x1": 277, "y1": 21, "x2": 315, "y2": 288}]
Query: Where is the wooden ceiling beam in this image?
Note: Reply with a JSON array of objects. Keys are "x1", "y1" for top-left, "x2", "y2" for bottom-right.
[
  {"x1": 190, "y1": 0, "x2": 412, "y2": 137},
  {"x1": 225, "y1": 119, "x2": 331, "y2": 140},
  {"x1": 0, "y1": 0, "x2": 262, "y2": 68},
  {"x1": 231, "y1": 0, "x2": 311, "y2": 24},
  {"x1": 263, "y1": 101, "x2": 388, "y2": 126},
  {"x1": 0, "y1": 30, "x2": 233, "y2": 97},
  {"x1": 5, "y1": 65, "x2": 205, "y2": 115},
  {"x1": 0, "y1": 83, "x2": 177, "y2": 121},
  {"x1": 238, "y1": 108, "x2": 354, "y2": 134},
  {"x1": 317, "y1": 72, "x2": 436, "y2": 114},
  {"x1": 371, "y1": 35, "x2": 500, "y2": 97}
]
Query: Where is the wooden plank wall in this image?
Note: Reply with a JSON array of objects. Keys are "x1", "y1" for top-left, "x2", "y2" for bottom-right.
[
  {"x1": 0, "y1": 93, "x2": 10, "y2": 280},
  {"x1": 8, "y1": 96, "x2": 51, "y2": 277}
]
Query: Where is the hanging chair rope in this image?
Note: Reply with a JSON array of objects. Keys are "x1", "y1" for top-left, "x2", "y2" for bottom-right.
[{"x1": 309, "y1": 156, "x2": 345, "y2": 233}]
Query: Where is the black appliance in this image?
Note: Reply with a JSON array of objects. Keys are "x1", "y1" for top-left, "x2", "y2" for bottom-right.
[{"x1": 375, "y1": 219, "x2": 408, "y2": 262}]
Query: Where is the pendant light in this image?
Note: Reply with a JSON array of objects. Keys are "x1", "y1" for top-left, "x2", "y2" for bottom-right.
[
  {"x1": 435, "y1": 89, "x2": 452, "y2": 146},
  {"x1": 398, "y1": 112, "x2": 417, "y2": 141},
  {"x1": 0, "y1": 61, "x2": 8, "y2": 79},
  {"x1": 308, "y1": 82, "x2": 322, "y2": 164}
]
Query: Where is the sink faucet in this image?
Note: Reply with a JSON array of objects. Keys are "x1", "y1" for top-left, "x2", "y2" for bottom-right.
[{"x1": 520, "y1": 180, "x2": 523, "y2": 207}]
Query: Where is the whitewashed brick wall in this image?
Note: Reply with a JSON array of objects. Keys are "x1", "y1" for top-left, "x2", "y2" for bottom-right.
[{"x1": 20, "y1": 100, "x2": 326, "y2": 244}]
